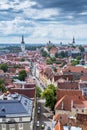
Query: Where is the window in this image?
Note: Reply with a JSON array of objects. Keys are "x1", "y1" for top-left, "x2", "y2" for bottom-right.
[
  {"x1": 19, "y1": 118, "x2": 22, "y2": 122},
  {"x1": 2, "y1": 118, "x2": 6, "y2": 130},
  {"x1": 9, "y1": 124, "x2": 15, "y2": 130},
  {"x1": 19, "y1": 123, "x2": 23, "y2": 130},
  {"x1": 2, "y1": 124, "x2": 6, "y2": 130},
  {"x1": 9, "y1": 124, "x2": 15, "y2": 128},
  {"x1": 82, "y1": 109, "x2": 84, "y2": 113},
  {"x1": 2, "y1": 118, "x2": 6, "y2": 122},
  {"x1": 76, "y1": 109, "x2": 78, "y2": 112},
  {"x1": 19, "y1": 118, "x2": 23, "y2": 130}
]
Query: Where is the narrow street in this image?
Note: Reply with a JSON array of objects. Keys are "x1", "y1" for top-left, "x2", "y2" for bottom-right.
[{"x1": 34, "y1": 98, "x2": 53, "y2": 130}]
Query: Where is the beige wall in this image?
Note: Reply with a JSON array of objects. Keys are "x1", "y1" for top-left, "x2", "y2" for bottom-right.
[
  {"x1": 0, "y1": 122, "x2": 31, "y2": 130},
  {"x1": 71, "y1": 108, "x2": 87, "y2": 117},
  {"x1": 55, "y1": 110, "x2": 71, "y2": 116},
  {"x1": 55, "y1": 107, "x2": 87, "y2": 118}
]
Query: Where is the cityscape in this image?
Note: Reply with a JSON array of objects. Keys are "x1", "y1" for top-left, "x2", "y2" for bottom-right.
[{"x1": 0, "y1": 0, "x2": 87, "y2": 130}]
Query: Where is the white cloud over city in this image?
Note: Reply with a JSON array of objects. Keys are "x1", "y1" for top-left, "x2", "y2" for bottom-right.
[{"x1": 0, "y1": 0, "x2": 87, "y2": 44}]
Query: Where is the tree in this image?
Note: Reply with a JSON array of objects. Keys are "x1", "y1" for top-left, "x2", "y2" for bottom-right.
[
  {"x1": 58, "y1": 51, "x2": 68, "y2": 58},
  {"x1": 60, "y1": 62, "x2": 67, "y2": 68},
  {"x1": 20, "y1": 58, "x2": 25, "y2": 62},
  {"x1": 76, "y1": 56, "x2": 82, "y2": 60},
  {"x1": 46, "y1": 59, "x2": 53, "y2": 64},
  {"x1": 0, "y1": 79, "x2": 6, "y2": 92},
  {"x1": 0, "y1": 64, "x2": 8, "y2": 72},
  {"x1": 42, "y1": 84, "x2": 56, "y2": 110},
  {"x1": 40, "y1": 48, "x2": 49, "y2": 57},
  {"x1": 79, "y1": 45, "x2": 85, "y2": 53},
  {"x1": 50, "y1": 57, "x2": 56, "y2": 62},
  {"x1": 55, "y1": 52, "x2": 58, "y2": 58},
  {"x1": 18, "y1": 70, "x2": 27, "y2": 81},
  {"x1": 52, "y1": 66, "x2": 57, "y2": 72},
  {"x1": 46, "y1": 57, "x2": 56, "y2": 65},
  {"x1": 71, "y1": 60, "x2": 79, "y2": 66},
  {"x1": 13, "y1": 64, "x2": 21, "y2": 68},
  {"x1": 36, "y1": 86, "x2": 42, "y2": 98}
]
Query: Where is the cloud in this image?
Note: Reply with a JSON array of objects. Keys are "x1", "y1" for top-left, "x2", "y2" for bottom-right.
[{"x1": 0, "y1": 0, "x2": 87, "y2": 44}]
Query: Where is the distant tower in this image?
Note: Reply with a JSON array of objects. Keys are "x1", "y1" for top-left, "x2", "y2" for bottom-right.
[
  {"x1": 72, "y1": 36, "x2": 75, "y2": 44},
  {"x1": 21, "y1": 35, "x2": 25, "y2": 53}
]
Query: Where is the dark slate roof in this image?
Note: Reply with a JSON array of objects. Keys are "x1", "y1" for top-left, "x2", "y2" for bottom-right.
[{"x1": 0, "y1": 94, "x2": 33, "y2": 118}]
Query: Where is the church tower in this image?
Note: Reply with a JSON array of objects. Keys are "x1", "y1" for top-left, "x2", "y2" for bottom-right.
[
  {"x1": 72, "y1": 36, "x2": 75, "y2": 44},
  {"x1": 21, "y1": 35, "x2": 25, "y2": 53}
]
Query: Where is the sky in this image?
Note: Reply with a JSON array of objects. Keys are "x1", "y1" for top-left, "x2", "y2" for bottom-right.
[{"x1": 0, "y1": 0, "x2": 87, "y2": 44}]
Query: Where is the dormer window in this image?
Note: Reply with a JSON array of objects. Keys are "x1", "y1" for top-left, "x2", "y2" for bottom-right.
[
  {"x1": 76, "y1": 109, "x2": 78, "y2": 112},
  {"x1": 81, "y1": 70, "x2": 84, "y2": 74},
  {"x1": 69, "y1": 70, "x2": 71, "y2": 72},
  {"x1": 2, "y1": 118, "x2": 6, "y2": 122},
  {"x1": 82, "y1": 109, "x2": 84, "y2": 113},
  {"x1": 1, "y1": 106, "x2": 5, "y2": 113}
]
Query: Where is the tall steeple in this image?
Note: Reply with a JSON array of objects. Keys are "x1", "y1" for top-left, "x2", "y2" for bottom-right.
[
  {"x1": 72, "y1": 36, "x2": 75, "y2": 44},
  {"x1": 21, "y1": 35, "x2": 25, "y2": 44},
  {"x1": 21, "y1": 35, "x2": 25, "y2": 53}
]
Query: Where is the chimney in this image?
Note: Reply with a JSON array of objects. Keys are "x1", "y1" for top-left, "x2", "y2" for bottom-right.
[
  {"x1": 67, "y1": 77, "x2": 69, "y2": 81},
  {"x1": 71, "y1": 100, "x2": 73, "y2": 110},
  {"x1": 61, "y1": 102, "x2": 64, "y2": 110},
  {"x1": 22, "y1": 83, "x2": 25, "y2": 89},
  {"x1": 82, "y1": 89, "x2": 84, "y2": 96}
]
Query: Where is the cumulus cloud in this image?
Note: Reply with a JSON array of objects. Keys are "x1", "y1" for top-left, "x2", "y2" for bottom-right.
[{"x1": 0, "y1": 0, "x2": 87, "y2": 44}]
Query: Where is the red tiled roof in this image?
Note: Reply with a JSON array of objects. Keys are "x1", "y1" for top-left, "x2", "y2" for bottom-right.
[
  {"x1": 55, "y1": 94, "x2": 86, "y2": 111},
  {"x1": 24, "y1": 84, "x2": 35, "y2": 88},
  {"x1": 8, "y1": 68, "x2": 16, "y2": 73},
  {"x1": 58, "y1": 81, "x2": 78, "y2": 89},
  {"x1": 62, "y1": 66, "x2": 87, "y2": 73},
  {"x1": 54, "y1": 74, "x2": 73, "y2": 82},
  {"x1": 54, "y1": 121, "x2": 64, "y2": 130},
  {"x1": 53, "y1": 113, "x2": 68, "y2": 125},
  {"x1": 44, "y1": 67, "x2": 53, "y2": 79},
  {"x1": 56, "y1": 89, "x2": 82, "y2": 101},
  {"x1": 77, "y1": 113, "x2": 87, "y2": 122},
  {"x1": 80, "y1": 75, "x2": 87, "y2": 81},
  {"x1": 9, "y1": 88, "x2": 35, "y2": 99}
]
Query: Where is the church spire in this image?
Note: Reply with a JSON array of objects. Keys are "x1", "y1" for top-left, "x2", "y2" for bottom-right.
[
  {"x1": 72, "y1": 36, "x2": 75, "y2": 44},
  {"x1": 21, "y1": 35, "x2": 25, "y2": 44},
  {"x1": 21, "y1": 35, "x2": 25, "y2": 53}
]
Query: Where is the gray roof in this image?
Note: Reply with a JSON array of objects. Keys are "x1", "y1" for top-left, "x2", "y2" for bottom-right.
[{"x1": 0, "y1": 93, "x2": 33, "y2": 118}]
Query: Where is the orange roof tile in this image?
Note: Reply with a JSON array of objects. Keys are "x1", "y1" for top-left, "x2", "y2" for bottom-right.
[
  {"x1": 54, "y1": 121, "x2": 64, "y2": 130},
  {"x1": 53, "y1": 113, "x2": 68, "y2": 125},
  {"x1": 58, "y1": 81, "x2": 78, "y2": 89},
  {"x1": 55, "y1": 94, "x2": 86, "y2": 111},
  {"x1": 63, "y1": 66, "x2": 87, "y2": 73},
  {"x1": 56, "y1": 89, "x2": 82, "y2": 101},
  {"x1": 80, "y1": 75, "x2": 87, "y2": 81}
]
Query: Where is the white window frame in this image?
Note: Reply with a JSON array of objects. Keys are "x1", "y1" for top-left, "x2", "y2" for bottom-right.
[
  {"x1": 19, "y1": 123, "x2": 23, "y2": 130},
  {"x1": 2, "y1": 124, "x2": 6, "y2": 130}
]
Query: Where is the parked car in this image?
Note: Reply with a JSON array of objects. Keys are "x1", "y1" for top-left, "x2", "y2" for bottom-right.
[
  {"x1": 47, "y1": 126, "x2": 51, "y2": 130},
  {"x1": 41, "y1": 124, "x2": 45, "y2": 129},
  {"x1": 37, "y1": 109, "x2": 40, "y2": 114},
  {"x1": 37, "y1": 106, "x2": 41, "y2": 114},
  {"x1": 38, "y1": 106, "x2": 40, "y2": 110},
  {"x1": 36, "y1": 121, "x2": 40, "y2": 127}
]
